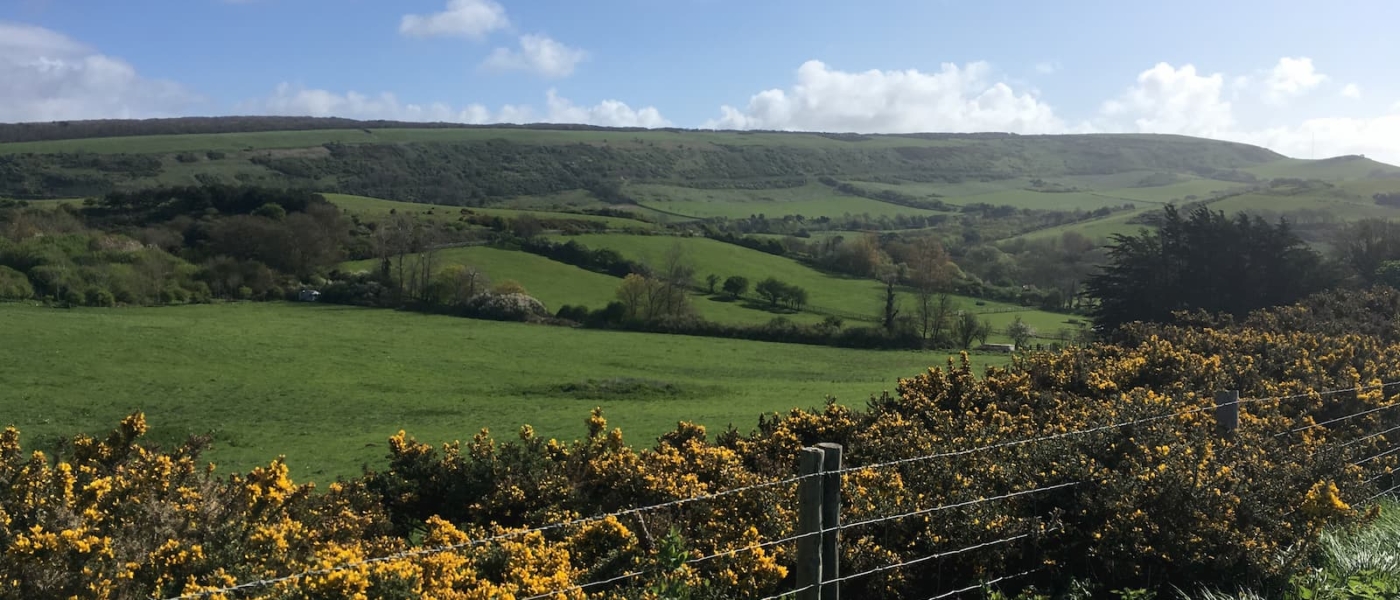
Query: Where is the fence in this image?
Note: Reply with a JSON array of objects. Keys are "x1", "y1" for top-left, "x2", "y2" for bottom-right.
[{"x1": 164, "y1": 381, "x2": 1400, "y2": 600}]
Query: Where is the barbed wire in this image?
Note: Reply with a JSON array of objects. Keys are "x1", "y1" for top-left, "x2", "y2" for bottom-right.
[
  {"x1": 840, "y1": 482, "x2": 1082, "y2": 532},
  {"x1": 518, "y1": 569, "x2": 648, "y2": 600},
  {"x1": 925, "y1": 568, "x2": 1043, "y2": 600},
  {"x1": 757, "y1": 583, "x2": 816, "y2": 600},
  {"x1": 824, "y1": 532, "x2": 1034, "y2": 587},
  {"x1": 1354, "y1": 445, "x2": 1400, "y2": 466},
  {"x1": 1363, "y1": 481, "x2": 1400, "y2": 504}
]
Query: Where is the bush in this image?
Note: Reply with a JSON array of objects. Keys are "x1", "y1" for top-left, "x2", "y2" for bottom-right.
[
  {"x1": 463, "y1": 292, "x2": 548, "y2": 322},
  {"x1": 237, "y1": 286, "x2": 254, "y2": 300},
  {"x1": 0, "y1": 265, "x2": 33, "y2": 300},
  {"x1": 84, "y1": 287, "x2": 116, "y2": 307}
]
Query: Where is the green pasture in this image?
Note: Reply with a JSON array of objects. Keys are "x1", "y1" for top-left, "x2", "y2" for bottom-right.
[{"x1": 0, "y1": 303, "x2": 1004, "y2": 481}]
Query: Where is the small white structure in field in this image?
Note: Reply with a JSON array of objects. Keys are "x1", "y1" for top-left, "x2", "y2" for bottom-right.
[
  {"x1": 976, "y1": 343, "x2": 1016, "y2": 353},
  {"x1": 298, "y1": 289, "x2": 321, "y2": 302}
]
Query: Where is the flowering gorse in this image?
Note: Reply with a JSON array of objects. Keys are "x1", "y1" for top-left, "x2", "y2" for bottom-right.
[{"x1": 4, "y1": 291, "x2": 1400, "y2": 598}]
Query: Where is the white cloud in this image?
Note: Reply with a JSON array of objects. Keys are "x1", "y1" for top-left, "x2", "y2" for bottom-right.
[
  {"x1": 1341, "y1": 83, "x2": 1362, "y2": 99},
  {"x1": 1262, "y1": 56, "x2": 1327, "y2": 104},
  {"x1": 541, "y1": 89, "x2": 670, "y2": 127},
  {"x1": 253, "y1": 83, "x2": 495, "y2": 123},
  {"x1": 1034, "y1": 61, "x2": 1060, "y2": 75},
  {"x1": 1235, "y1": 113, "x2": 1400, "y2": 162},
  {"x1": 250, "y1": 84, "x2": 670, "y2": 128},
  {"x1": 0, "y1": 21, "x2": 200, "y2": 122},
  {"x1": 705, "y1": 60, "x2": 1065, "y2": 134},
  {"x1": 482, "y1": 34, "x2": 587, "y2": 78},
  {"x1": 1098, "y1": 62, "x2": 1235, "y2": 136},
  {"x1": 399, "y1": 0, "x2": 509, "y2": 40},
  {"x1": 1094, "y1": 60, "x2": 1400, "y2": 164}
]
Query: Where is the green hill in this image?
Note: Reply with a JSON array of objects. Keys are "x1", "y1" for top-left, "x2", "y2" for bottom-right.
[
  {"x1": 339, "y1": 245, "x2": 799, "y2": 326},
  {"x1": 0, "y1": 118, "x2": 1308, "y2": 204}
]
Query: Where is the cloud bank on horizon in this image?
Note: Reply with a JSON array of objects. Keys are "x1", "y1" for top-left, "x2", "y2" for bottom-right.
[{"x1": 1, "y1": 0, "x2": 1397, "y2": 165}]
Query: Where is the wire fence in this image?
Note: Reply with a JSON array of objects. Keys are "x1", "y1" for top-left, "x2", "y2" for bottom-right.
[{"x1": 163, "y1": 380, "x2": 1400, "y2": 600}]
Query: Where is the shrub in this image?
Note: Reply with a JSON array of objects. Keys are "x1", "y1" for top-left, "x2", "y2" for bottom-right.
[
  {"x1": 463, "y1": 292, "x2": 548, "y2": 322},
  {"x1": 0, "y1": 265, "x2": 33, "y2": 300},
  {"x1": 84, "y1": 287, "x2": 116, "y2": 307}
]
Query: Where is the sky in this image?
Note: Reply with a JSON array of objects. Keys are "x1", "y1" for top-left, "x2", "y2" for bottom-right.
[{"x1": 3, "y1": 0, "x2": 1400, "y2": 163}]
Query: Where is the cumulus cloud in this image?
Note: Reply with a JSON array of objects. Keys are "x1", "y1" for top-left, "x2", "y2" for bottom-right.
[
  {"x1": 1239, "y1": 112, "x2": 1400, "y2": 161},
  {"x1": 1341, "y1": 83, "x2": 1362, "y2": 99},
  {"x1": 1098, "y1": 62, "x2": 1235, "y2": 136},
  {"x1": 1262, "y1": 56, "x2": 1327, "y2": 104},
  {"x1": 705, "y1": 60, "x2": 1065, "y2": 134},
  {"x1": 0, "y1": 21, "x2": 200, "y2": 122},
  {"x1": 482, "y1": 34, "x2": 587, "y2": 78},
  {"x1": 249, "y1": 84, "x2": 670, "y2": 128},
  {"x1": 399, "y1": 0, "x2": 509, "y2": 40},
  {"x1": 540, "y1": 89, "x2": 670, "y2": 127},
  {"x1": 1094, "y1": 60, "x2": 1400, "y2": 164},
  {"x1": 1034, "y1": 61, "x2": 1060, "y2": 75}
]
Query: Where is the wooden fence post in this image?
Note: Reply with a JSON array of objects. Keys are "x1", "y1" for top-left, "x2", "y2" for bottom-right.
[
  {"x1": 1215, "y1": 390, "x2": 1240, "y2": 434},
  {"x1": 816, "y1": 443, "x2": 842, "y2": 600},
  {"x1": 796, "y1": 447, "x2": 826, "y2": 600}
]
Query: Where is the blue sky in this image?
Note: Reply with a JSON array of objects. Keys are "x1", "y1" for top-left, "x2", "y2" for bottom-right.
[{"x1": 3, "y1": 0, "x2": 1399, "y2": 162}]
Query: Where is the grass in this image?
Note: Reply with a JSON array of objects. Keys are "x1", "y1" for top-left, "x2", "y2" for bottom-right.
[
  {"x1": 627, "y1": 183, "x2": 949, "y2": 220},
  {"x1": 1189, "y1": 498, "x2": 1400, "y2": 599},
  {"x1": 324, "y1": 193, "x2": 658, "y2": 230},
  {"x1": 339, "y1": 246, "x2": 796, "y2": 325},
  {"x1": 0, "y1": 302, "x2": 1006, "y2": 481},
  {"x1": 551, "y1": 233, "x2": 895, "y2": 321},
  {"x1": 1245, "y1": 156, "x2": 1400, "y2": 180},
  {"x1": 544, "y1": 232, "x2": 1077, "y2": 343}
]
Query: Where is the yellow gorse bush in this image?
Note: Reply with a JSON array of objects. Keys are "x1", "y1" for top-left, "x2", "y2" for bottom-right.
[{"x1": 5, "y1": 289, "x2": 1400, "y2": 598}]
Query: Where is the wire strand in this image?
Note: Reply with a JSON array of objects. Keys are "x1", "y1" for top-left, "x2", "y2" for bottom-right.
[
  {"x1": 840, "y1": 482, "x2": 1082, "y2": 532},
  {"x1": 924, "y1": 568, "x2": 1043, "y2": 600},
  {"x1": 824, "y1": 533, "x2": 1033, "y2": 586},
  {"x1": 517, "y1": 569, "x2": 649, "y2": 600}
]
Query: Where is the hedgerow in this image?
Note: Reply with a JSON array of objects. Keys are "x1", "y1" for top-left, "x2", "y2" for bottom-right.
[{"x1": 5, "y1": 289, "x2": 1400, "y2": 598}]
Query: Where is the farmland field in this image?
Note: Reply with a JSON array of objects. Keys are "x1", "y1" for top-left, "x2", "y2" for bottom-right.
[
  {"x1": 325, "y1": 193, "x2": 658, "y2": 230},
  {"x1": 339, "y1": 246, "x2": 807, "y2": 325},
  {"x1": 627, "y1": 183, "x2": 950, "y2": 219},
  {"x1": 0, "y1": 302, "x2": 1001, "y2": 481}
]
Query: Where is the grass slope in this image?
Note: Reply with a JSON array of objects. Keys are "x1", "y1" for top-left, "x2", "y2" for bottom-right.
[
  {"x1": 627, "y1": 183, "x2": 950, "y2": 220},
  {"x1": 325, "y1": 193, "x2": 658, "y2": 230},
  {"x1": 339, "y1": 246, "x2": 792, "y2": 325},
  {"x1": 548, "y1": 233, "x2": 1078, "y2": 342},
  {"x1": 0, "y1": 302, "x2": 1000, "y2": 480}
]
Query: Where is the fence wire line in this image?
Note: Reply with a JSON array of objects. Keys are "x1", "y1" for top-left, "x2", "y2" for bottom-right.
[
  {"x1": 1354, "y1": 444, "x2": 1400, "y2": 466},
  {"x1": 522, "y1": 486, "x2": 1076, "y2": 599},
  {"x1": 841, "y1": 482, "x2": 1082, "y2": 532},
  {"x1": 1312, "y1": 424, "x2": 1400, "y2": 457},
  {"x1": 1364, "y1": 481, "x2": 1400, "y2": 504},
  {"x1": 161, "y1": 470, "x2": 813, "y2": 600},
  {"x1": 165, "y1": 379, "x2": 1400, "y2": 600},
  {"x1": 1281, "y1": 382, "x2": 1400, "y2": 437},
  {"x1": 824, "y1": 532, "x2": 1033, "y2": 587},
  {"x1": 518, "y1": 569, "x2": 649, "y2": 600},
  {"x1": 757, "y1": 583, "x2": 816, "y2": 600},
  {"x1": 830, "y1": 404, "x2": 1216, "y2": 479},
  {"x1": 925, "y1": 568, "x2": 1043, "y2": 600}
]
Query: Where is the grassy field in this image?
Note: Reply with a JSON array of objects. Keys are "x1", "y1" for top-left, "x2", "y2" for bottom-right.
[
  {"x1": 0, "y1": 302, "x2": 1004, "y2": 481},
  {"x1": 339, "y1": 246, "x2": 803, "y2": 326},
  {"x1": 545, "y1": 233, "x2": 1076, "y2": 341},
  {"x1": 627, "y1": 183, "x2": 949, "y2": 220},
  {"x1": 1244, "y1": 156, "x2": 1400, "y2": 180},
  {"x1": 325, "y1": 193, "x2": 658, "y2": 230}
]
